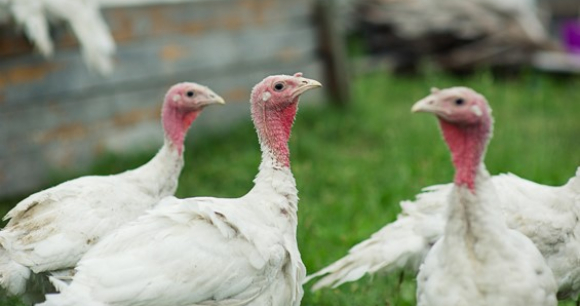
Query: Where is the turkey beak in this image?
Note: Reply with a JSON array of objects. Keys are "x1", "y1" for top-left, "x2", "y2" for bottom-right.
[
  {"x1": 199, "y1": 89, "x2": 226, "y2": 107},
  {"x1": 412, "y1": 95, "x2": 441, "y2": 115},
  {"x1": 292, "y1": 77, "x2": 322, "y2": 98}
]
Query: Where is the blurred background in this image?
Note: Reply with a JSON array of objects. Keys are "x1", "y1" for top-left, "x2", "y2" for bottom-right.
[
  {"x1": 1, "y1": 0, "x2": 580, "y2": 305},
  {"x1": 0, "y1": 0, "x2": 329, "y2": 196}
]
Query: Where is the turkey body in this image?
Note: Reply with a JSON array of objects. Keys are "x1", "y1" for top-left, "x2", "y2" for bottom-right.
[
  {"x1": 0, "y1": 145, "x2": 182, "y2": 294},
  {"x1": 0, "y1": 82, "x2": 224, "y2": 297},
  {"x1": 414, "y1": 86, "x2": 556, "y2": 306},
  {"x1": 40, "y1": 159, "x2": 303, "y2": 306},
  {"x1": 306, "y1": 170, "x2": 580, "y2": 298},
  {"x1": 417, "y1": 170, "x2": 558, "y2": 306},
  {"x1": 306, "y1": 86, "x2": 577, "y2": 300},
  {"x1": 36, "y1": 73, "x2": 322, "y2": 306}
]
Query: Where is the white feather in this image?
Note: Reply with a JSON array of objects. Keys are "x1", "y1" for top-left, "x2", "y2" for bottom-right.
[
  {"x1": 37, "y1": 150, "x2": 305, "y2": 306},
  {"x1": 5, "y1": 0, "x2": 115, "y2": 74},
  {"x1": 0, "y1": 143, "x2": 184, "y2": 295},
  {"x1": 306, "y1": 168, "x2": 580, "y2": 298},
  {"x1": 9, "y1": 0, "x2": 53, "y2": 56},
  {"x1": 416, "y1": 168, "x2": 557, "y2": 306},
  {"x1": 0, "y1": 247, "x2": 30, "y2": 296}
]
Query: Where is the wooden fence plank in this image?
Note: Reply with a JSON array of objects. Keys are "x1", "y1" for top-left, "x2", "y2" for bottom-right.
[
  {"x1": 0, "y1": 60, "x2": 324, "y2": 196},
  {"x1": 0, "y1": 0, "x2": 336, "y2": 197},
  {"x1": 0, "y1": 0, "x2": 314, "y2": 57},
  {"x1": 315, "y1": 0, "x2": 351, "y2": 106},
  {"x1": 1, "y1": 22, "x2": 318, "y2": 106}
]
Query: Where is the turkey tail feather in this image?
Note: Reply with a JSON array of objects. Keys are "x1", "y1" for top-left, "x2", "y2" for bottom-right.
[
  {"x1": 304, "y1": 217, "x2": 430, "y2": 291},
  {"x1": 305, "y1": 184, "x2": 450, "y2": 290}
]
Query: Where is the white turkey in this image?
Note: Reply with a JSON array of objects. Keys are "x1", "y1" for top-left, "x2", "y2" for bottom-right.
[
  {"x1": 412, "y1": 87, "x2": 556, "y2": 306},
  {"x1": 351, "y1": 0, "x2": 549, "y2": 72},
  {"x1": 0, "y1": 82, "x2": 224, "y2": 297},
  {"x1": 305, "y1": 96, "x2": 580, "y2": 301},
  {"x1": 36, "y1": 73, "x2": 322, "y2": 306}
]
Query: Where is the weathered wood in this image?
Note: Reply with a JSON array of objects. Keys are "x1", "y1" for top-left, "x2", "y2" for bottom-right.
[
  {"x1": 0, "y1": 0, "x2": 327, "y2": 196},
  {"x1": 0, "y1": 61, "x2": 324, "y2": 195},
  {"x1": 0, "y1": 0, "x2": 319, "y2": 106},
  {"x1": 315, "y1": 0, "x2": 351, "y2": 106},
  {"x1": 0, "y1": 0, "x2": 314, "y2": 57},
  {"x1": 0, "y1": 22, "x2": 318, "y2": 106},
  {"x1": 543, "y1": 0, "x2": 580, "y2": 19}
]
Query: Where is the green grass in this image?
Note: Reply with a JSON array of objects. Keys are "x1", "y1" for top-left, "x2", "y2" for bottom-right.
[{"x1": 1, "y1": 71, "x2": 579, "y2": 306}]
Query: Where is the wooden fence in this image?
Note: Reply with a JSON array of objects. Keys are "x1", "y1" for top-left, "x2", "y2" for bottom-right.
[{"x1": 0, "y1": 0, "x2": 349, "y2": 197}]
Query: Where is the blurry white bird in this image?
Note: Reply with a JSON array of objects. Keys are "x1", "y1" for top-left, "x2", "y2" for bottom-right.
[
  {"x1": 36, "y1": 73, "x2": 322, "y2": 306},
  {"x1": 305, "y1": 98, "x2": 580, "y2": 300},
  {"x1": 5, "y1": 0, "x2": 115, "y2": 74},
  {"x1": 472, "y1": 0, "x2": 547, "y2": 44},
  {"x1": 0, "y1": 82, "x2": 224, "y2": 297},
  {"x1": 412, "y1": 87, "x2": 556, "y2": 306},
  {"x1": 359, "y1": 0, "x2": 547, "y2": 44}
]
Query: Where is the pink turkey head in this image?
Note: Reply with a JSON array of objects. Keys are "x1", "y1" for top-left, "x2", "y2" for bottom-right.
[
  {"x1": 250, "y1": 73, "x2": 322, "y2": 168},
  {"x1": 411, "y1": 87, "x2": 491, "y2": 126},
  {"x1": 162, "y1": 82, "x2": 224, "y2": 154},
  {"x1": 165, "y1": 82, "x2": 225, "y2": 112},
  {"x1": 250, "y1": 72, "x2": 322, "y2": 111},
  {"x1": 412, "y1": 86, "x2": 493, "y2": 192}
]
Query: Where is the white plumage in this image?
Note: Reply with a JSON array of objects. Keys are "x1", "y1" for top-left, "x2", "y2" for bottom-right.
[
  {"x1": 357, "y1": 0, "x2": 547, "y2": 43},
  {"x1": 40, "y1": 173, "x2": 302, "y2": 306},
  {"x1": 0, "y1": 83, "x2": 224, "y2": 297},
  {"x1": 306, "y1": 172, "x2": 580, "y2": 292},
  {"x1": 0, "y1": 148, "x2": 182, "y2": 299},
  {"x1": 36, "y1": 73, "x2": 322, "y2": 306},
  {"x1": 4, "y1": 0, "x2": 115, "y2": 74},
  {"x1": 306, "y1": 91, "x2": 579, "y2": 300},
  {"x1": 411, "y1": 87, "x2": 556, "y2": 306},
  {"x1": 417, "y1": 175, "x2": 557, "y2": 306}
]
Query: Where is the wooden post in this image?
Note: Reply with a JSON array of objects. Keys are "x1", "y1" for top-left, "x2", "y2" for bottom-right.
[{"x1": 316, "y1": 0, "x2": 351, "y2": 106}]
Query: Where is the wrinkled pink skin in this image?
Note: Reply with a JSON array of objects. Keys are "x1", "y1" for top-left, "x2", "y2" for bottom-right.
[
  {"x1": 439, "y1": 117, "x2": 491, "y2": 192},
  {"x1": 250, "y1": 73, "x2": 308, "y2": 168},
  {"x1": 430, "y1": 88, "x2": 493, "y2": 192},
  {"x1": 161, "y1": 83, "x2": 208, "y2": 155}
]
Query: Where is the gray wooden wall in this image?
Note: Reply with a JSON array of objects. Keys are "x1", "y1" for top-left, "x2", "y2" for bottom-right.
[{"x1": 0, "y1": 0, "x2": 329, "y2": 197}]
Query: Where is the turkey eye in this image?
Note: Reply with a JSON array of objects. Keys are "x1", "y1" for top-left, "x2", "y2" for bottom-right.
[
  {"x1": 186, "y1": 91, "x2": 195, "y2": 97},
  {"x1": 455, "y1": 98, "x2": 464, "y2": 105},
  {"x1": 273, "y1": 83, "x2": 284, "y2": 91}
]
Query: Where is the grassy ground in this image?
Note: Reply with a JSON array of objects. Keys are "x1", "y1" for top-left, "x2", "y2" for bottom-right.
[{"x1": 1, "y1": 70, "x2": 579, "y2": 305}]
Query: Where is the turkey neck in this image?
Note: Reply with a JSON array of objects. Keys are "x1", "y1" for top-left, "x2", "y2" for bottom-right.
[
  {"x1": 439, "y1": 118, "x2": 491, "y2": 192},
  {"x1": 439, "y1": 117, "x2": 504, "y2": 250},
  {"x1": 251, "y1": 100, "x2": 298, "y2": 214},
  {"x1": 253, "y1": 101, "x2": 297, "y2": 169},
  {"x1": 123, "y1": 104, "x2": 198, "y2": 197},
  {"x1": 162, "y1": 104, "x2": 200, "y2": 155}
]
